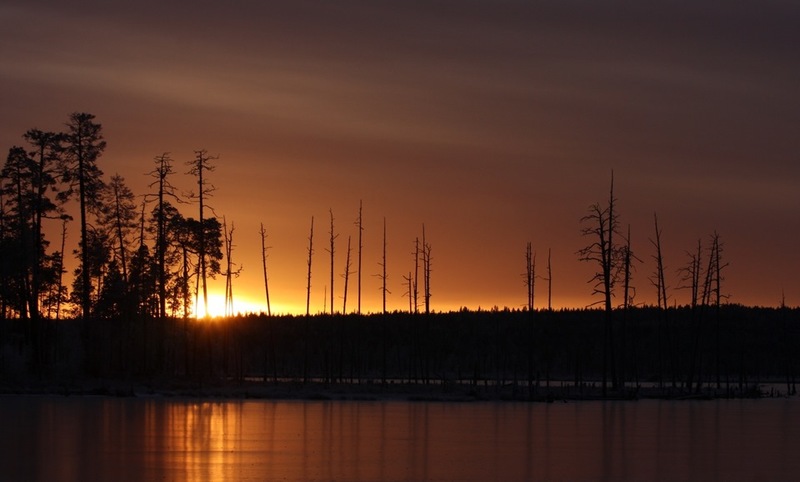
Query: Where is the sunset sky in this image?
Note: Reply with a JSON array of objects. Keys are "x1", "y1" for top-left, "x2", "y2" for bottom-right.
[{"x1": 2, "y1": 0, "x2": 798, "y2": 315}]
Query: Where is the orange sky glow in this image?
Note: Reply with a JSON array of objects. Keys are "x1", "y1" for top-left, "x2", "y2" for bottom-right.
[{"x1": 2, "y1": 1, "x2": 799, "y2": 315}]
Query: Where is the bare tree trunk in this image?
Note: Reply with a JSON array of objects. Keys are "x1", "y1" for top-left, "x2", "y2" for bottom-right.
[
  {"x1": 413, "y1": 237, "x2": 420, "y2": 313},
  {"x1": 422, "y1": 224, "x2": 431, "y2": 314},
  {"x1": 605, "y1": 173, "x2": 617, "y2": 392},
  {"x1": 714, "y1": 233, "x2": 721, "y2": 390},
  {"x1": 260, "y1": 223, "x2": 271, "y2": 316},
  {"x1": 259, "y1": 224, "x2": 275, "y2": 382},
  {"x1": 356, "y1": 200, "x2": 363, "y2": 314},
  {"x1": 651, "y1": 213, "x2": 670, "y2": 388},
  {"x1": 525, "y1": 242, "x2": 537, "y2": 397},
  {"x1": 532, "y1": 249, "x2": 536, "y2": 311},
  {"x1": 380, "y1": 217, "x2": 388, "y2": 385},
  {"x1": 342, "y1": 235, "x2": 352, "y2": 313},
  {"x1": 697, "y1": 240, "x2": 716, "y2": 392},
  {"x1": 404, "y1": 272, "x2": 413, "y2": 313},
  {"x1": 306, "y1": 216, "x2": 314, "y2": 316},
  {"x1": 222, "y1": 218, "x2": 237, "y2": 317},
  {"x1": 621, "y1": 224, "x2": 634, "y2": 388},
  {"x1": 525, "y1": 242, "x2": 533, "y2": 311},
  {"x1": 340, "y1": 236, "x2": 352, "y2": 383},
  {"x1": 684, "y1": 239, "x2": 702, "y2": 391},
  {"x1": 710, "y1": 232, "x2": 727, "y2": 390},
  {"x1": 328, "y1": 209, "x2": 337, "y2": 314},
  {"x1": 379, "y1": 218, "x2": 388, "y2": 314},
  {"x1": 304, "y1": 216, "x2": 314, "y2": 384},
  {"x1": 687, "y1": 237, "x2": 717, "y2": 392},
  {"x1": 547, "y1": 248, "x2": 552, "y2": 311}
]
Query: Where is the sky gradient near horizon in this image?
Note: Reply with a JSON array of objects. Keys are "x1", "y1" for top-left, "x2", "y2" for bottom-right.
[{"x1": 2, "y1": 0, "x2": 799, "y2": 314}]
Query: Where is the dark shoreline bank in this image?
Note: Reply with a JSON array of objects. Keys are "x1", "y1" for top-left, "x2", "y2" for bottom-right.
[
  {"x1": 4, "y1": 306, "x2": 799, "y2": 400},
  {"x1": 1, "y1": 377, "x2": 786, "y2": 402}
]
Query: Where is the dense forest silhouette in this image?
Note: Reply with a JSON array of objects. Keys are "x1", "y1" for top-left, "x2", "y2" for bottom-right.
[{"x1": 1, "y1": 113, "x2": 797, "y2": 399}]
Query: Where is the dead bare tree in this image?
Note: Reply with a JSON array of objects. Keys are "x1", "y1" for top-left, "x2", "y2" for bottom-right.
[
  {"x1": 650, "y1": 214, "x2": 668, "y2": 310},
  {"x1": 259, "y1": 223, "x2": 271, "y2": 316},
  {"x1": 413, "y1": 237, "x2": 420, "y2": 313},
  {"x1": 620, "y1": 225, "x2": 644, "y2": 310},
  {"x1": 422, "y1": 224, "x2": 432, "y2": 314},
  {"x1": 619, "y1": 224, "x2": 642, "y2": 386},
  {"x1": 524, "y1": 242, "x2": 537, "y2": 397},
  {"x1": 342, "y1": 235, "x2": 352, "y2": 313},
  {"x1": 376, "y1": 217, "x2": 389, "y2": 314},
  {"x1": 403, "y1": 271, "x2": 413, "y2": 313},
  {"x1": 697, "y1": 238, "x2": 719, "y2": 391},
  {"x1": 677, "y1": 239, "x2": 701, "y2": 391},
  {"x1": 649, "y1": 212, "x2": 674, "y2": 387},
  {"x1": 222, "y1": 217, "x2": 241, "y2": 317},
  {"x1": 532, "y1": 247, "x2": 537, "y2": 310},
  {"x1": 303, "y1": 216, "x2": 314, "y2": 384},
  {"x1": 378, "y1": 217, "x2": 389, "y2": 385},
  {"x1": 524, "y1": 242, "x2": 535, "y2": 311},
  {"x1": 258, "y1": 224, "x2": 274, "y2": 379},
  {"x1": 678, "y1": 240, "x2": 703, "y2": 308},
  {"x1": 547, "y1": 248, "x2": 552, "y2": 311},
  {"x1": 709, "y1": 232, "x2": 729, "y2": 389},
  {"x1": 679, "y1": 232, "x2": 727, "y2": 391},
  {"x1": 578, "y1": 171, "x2": 620, "y2": 396},
  {"x1": 305, "y1": 216, "x2": 314, "y2": 316},
  {"x1": 355, "y1": 200, "x2": 363, "y2": 314},
  {"x1": 224, "y1": 217, "x2": 233, "y2": 316},
  {"x1": 327, "y1": 209, "x2": 338, "y2": 314}
]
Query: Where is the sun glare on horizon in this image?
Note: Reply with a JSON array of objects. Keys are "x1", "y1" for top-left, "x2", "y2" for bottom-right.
[{"x1": 193, "y1": 293, "x2": 268, "y2": 318}]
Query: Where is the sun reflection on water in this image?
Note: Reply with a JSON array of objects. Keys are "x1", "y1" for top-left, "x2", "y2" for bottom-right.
[{"x1": 10, "y1": 397, "x2": 795, "y2": 481}]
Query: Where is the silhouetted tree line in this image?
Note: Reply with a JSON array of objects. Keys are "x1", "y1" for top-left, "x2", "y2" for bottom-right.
[
  {"x1": 2, "y1": 306, "x2": 796, "y2": 397},
  {"x1": 1, "y1": 115, "x2": 798, "y2": 399},
  {"x1": 0, "y1": 113, "x2": 225, "y2": 374}
]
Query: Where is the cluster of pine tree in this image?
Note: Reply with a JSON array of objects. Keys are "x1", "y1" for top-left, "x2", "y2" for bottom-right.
[{"x1": 0, "y1": 113, "x2": 225, "y2": 326}]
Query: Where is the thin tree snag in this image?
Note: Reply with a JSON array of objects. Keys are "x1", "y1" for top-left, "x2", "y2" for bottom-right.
[
  {"x1": 342, "y1": 235, "x2": 352, "y2": 313},
  {"x1": 524, "y1": 242, "x2": 535, "y2": 311},
  {"x1": 413, "y1": 237, "x2": 420, "y2": 313},
  {"x1": 305, "y1": 216, "x2": 314, "y2": 316},
  {"x1": 260, "y1": 223, "x2": 271, "y2": 316},
  {"x1": 327, "y1": 209, "x2": 337, "y2": 315},
  {"x1": 547, "y1": 248, "x2": 552, "y2": 311},
  {"x1": 403, "y1": 271, "x2": 413, "y2": 313},
  {"x1": 356, "y1": 200, "x2": 363, "y2": 315},
  {"x1": 379, "y1": 217, "x2": 389, "y2": 314},
  {"x1": 422, "y1": 224, "x2": 432, "y2": 314}
]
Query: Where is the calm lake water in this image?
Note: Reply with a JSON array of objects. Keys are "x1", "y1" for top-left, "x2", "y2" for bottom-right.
[{"x1": 2, "y1": 395, "x2": 798, "y2": 481}]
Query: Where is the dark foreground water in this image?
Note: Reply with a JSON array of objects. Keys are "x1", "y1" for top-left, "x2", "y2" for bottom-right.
[{"x1": 2, "y1": 395, "x2": 798, "y2": 481}]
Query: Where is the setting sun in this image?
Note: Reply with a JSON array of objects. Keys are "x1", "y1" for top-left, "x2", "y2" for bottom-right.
[{"x1": 193, "y1": 293, "x2": 266, "y2": 318}]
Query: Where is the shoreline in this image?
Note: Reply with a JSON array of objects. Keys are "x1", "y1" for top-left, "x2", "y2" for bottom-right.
[{"x1": 1, "y1": 378, "x2": 789, "y2": 402}]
